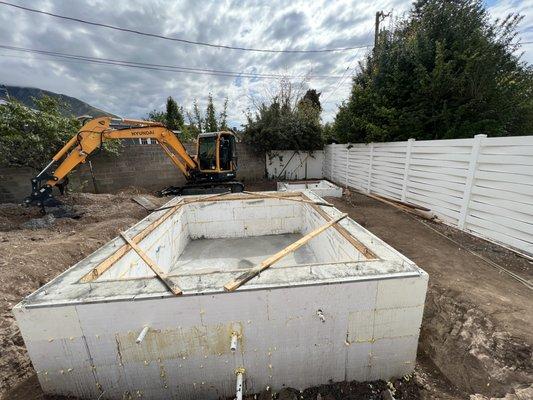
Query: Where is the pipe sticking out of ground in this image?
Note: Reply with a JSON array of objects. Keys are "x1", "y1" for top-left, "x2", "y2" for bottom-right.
[
  {"x1": 135, "y1": 326, "x2": 149, "y2": 344},
  {"x1": 230, "y1": 332, "x2": 239, "y2": 352},
  {"x1": 235, "y1": 368, "x2": 245, "y2": 400}
]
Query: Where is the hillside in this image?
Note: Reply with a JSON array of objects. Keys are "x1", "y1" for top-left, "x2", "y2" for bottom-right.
[{"x1": 2, "y1": 85, "x2": 116, "y2": 118}]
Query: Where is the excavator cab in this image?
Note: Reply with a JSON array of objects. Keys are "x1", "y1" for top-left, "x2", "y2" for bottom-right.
[{"x1": 196, "y1": 132, "x2": 237, "y2": 181}]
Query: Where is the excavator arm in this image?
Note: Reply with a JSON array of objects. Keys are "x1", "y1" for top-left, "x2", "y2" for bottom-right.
[{"x1": 25, "y1": 117, "x2": 198, "y2": 209}]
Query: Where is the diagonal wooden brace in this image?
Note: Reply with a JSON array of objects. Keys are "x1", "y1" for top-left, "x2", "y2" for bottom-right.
[
  {"x1": 223, "y1": 213, "x2": 348, "y2": 292},
  {"x1": 120, "y1": 232, "x2": 182, "y2": 295}
]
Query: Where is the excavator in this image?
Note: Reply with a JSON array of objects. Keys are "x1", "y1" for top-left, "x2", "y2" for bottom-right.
[{"x1": 24, "y1": 116, "x2": 244, "y2": 211}]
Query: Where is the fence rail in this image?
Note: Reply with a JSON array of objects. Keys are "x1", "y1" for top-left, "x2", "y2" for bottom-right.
[{"x1": 324, "y1": 135, "x2": 533, "y2": 256}]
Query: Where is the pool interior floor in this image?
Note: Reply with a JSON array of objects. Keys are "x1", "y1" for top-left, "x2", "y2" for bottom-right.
[{"x1": 169, "y1": 233, "x2": 318, "y2": 275}]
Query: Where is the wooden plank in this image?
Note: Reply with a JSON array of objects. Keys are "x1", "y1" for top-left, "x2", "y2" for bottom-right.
[
  {"x1": 131, "y1": 195, "x2": 158, "y2": 211},
  {"x1": 241, "y1": 191, "x2": 333, "y2": 207},
  {"x1": 120, "y1": 232, "x2": 182, "y2": 295},
  {"x1": 80, "y1": 201, "x2": 185, "y2": 282},
  {"x1": 223, "y1": 214, "x2": 348, "y2": 291},
  {"x1": 303, "y1": 197, "x2": 378, "y2": 259}
]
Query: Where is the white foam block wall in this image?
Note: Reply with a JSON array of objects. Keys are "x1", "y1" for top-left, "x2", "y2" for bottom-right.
[
  {"x1": 100, "y1": 198, "x2": 367, "y2": 281},
  {"x1": 99, "y1": 207, "x2": 190, "y2": 280},
  {"x1": 187, "y1": 198, "x2": 302, "y2": 239},
  {"x1": 14, "y1": 274, "x2": 428, "y2": 400},
  {"x1": 301, "y1": 207, "x2": 365, "y2": 262},
  {"x1": 278, "y1": 180, "x2": 343, "y2": 198}
]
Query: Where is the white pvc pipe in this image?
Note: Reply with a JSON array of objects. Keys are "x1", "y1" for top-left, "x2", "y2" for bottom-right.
[
  {"x1": 230, "y1": 332, "x2": 239, "y2": 352},
  {"x1": 235, "y1": 369, "x2": 244, "y2": 400},
  {"x1": 136, "y1": 326, "x2": 149, "y2": 344}
]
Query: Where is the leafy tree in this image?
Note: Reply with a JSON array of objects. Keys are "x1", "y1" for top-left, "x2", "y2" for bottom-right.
[
  {"x1": 244, "y1": 81, "x2": 324, "y2": 152},
  {"x1": 165, "y1": 96, "x2": 184, "y2": 130},
  {"x1": 147, "y1": 109, "x2": 166, "y2": 124},
  {"x1": 204, "y1": 93, "x2": 218, "y2": 132},
  {"x1": 333, "y1": 0, "x2": 533, "y2": 143},
  {"x1": 322, "y1": 122, "x2": 335, "y2": 143},
  {"x1": 0, "y1": 96, "x2": 119, "y2": 170}
]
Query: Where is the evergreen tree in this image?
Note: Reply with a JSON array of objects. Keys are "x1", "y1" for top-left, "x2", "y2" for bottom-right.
[
  {"x1": 204, "y1": 93, "x2": 218, "y2": 132},
  {"x1": 300, "y1": 89, "x2": 322, "y2": 111},
  {"x1": 218, "y1": 97, "x2": 229, "y2": 130},
  {"x1": 165, "y1": 96, "x2": 184, "y2": 130},
  {"x1": 192, "y1": 99, "x2": 203, "y2": 133},
  {"x1": 333, "y1": 0, "x2": 533, "y2": 142}
]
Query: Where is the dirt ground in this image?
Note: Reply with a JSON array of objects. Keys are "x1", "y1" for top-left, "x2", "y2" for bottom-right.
[{"x1": 0, "y1": 181, "x2": 532, "y2": 400}]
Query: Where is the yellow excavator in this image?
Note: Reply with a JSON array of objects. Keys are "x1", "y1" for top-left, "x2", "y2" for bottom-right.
[{"x1": 24, "y1": 116, "x2": 243, "y2": 211}]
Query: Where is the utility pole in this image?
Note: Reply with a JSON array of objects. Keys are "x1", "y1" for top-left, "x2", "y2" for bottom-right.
[{"x1": 374, "y1": 10, "x2": 391, "y2": 51}]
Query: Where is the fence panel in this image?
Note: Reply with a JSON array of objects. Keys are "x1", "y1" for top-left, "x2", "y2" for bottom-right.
[{"x1": 324, "y1": 135, "x2": 533, "y2": 256}]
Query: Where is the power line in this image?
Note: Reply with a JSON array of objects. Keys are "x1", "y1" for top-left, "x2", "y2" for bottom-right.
[
  {"x1": 0, "y1": 1, "x2": 372, "y2": 54},
  {"x1": 0, "y1": 44, "x2": 345, "y2": 80},
  {"x1": 321, "y1": 51, "x2": 361, "y2": 104},
  {"x1": 321, "y1": 28, "x2": 374, "y2": 103}
]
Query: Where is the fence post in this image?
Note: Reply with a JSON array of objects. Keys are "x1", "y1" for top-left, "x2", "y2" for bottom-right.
[
  {"x1": 345, "y1": 145, "x2": 350, "y2": 188},
  {"x1": 458, "y1": 134, "x2": 486, "y2": 230},
  {"x1": 367, "y1": 142, "x2": 374, "y2": 193},
  {"x1": 401, "y1": 138, "x2": 415, "y2": 202}
]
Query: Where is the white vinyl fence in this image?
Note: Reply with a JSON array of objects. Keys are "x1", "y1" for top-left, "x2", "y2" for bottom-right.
[
  {"x1": 266, "y1": 150, "x2": 324, "y2": 180},
  {"x1": 324, "y1": 135, "x2": 533, "y2": 256}
]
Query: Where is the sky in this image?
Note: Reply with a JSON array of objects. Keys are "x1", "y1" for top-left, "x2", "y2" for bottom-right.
[{"x1": 0, "y1": 0, "x2": 532, "y2": 128}]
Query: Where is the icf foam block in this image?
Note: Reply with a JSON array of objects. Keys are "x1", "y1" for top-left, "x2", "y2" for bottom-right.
[
  {"x1": 14, "y1": 273, "x2": 427, "y2": 399},
  {"x1": 13, "y1": 191, "x2": 428, "y2": 400}
]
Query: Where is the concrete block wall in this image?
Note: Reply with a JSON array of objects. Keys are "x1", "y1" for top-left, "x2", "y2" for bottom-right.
[
  {"x1": 0, "y1": 142, "x2": 265, "y2": 203},
  {"x1": 0, "y1": 167, "x2": 35, "y2": 203}
]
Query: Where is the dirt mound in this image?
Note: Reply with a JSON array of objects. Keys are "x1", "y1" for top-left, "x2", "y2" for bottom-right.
[
  {"x1": 421, "y1": 286, "x2": 532, "y2": 396},
  {"x1": 1, "y1": 185, "x2": 531, "y2": 400}
]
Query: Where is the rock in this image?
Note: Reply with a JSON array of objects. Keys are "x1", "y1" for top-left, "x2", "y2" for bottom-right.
[
  {"x1": 277, "y1": 388, "x2": 299, "y2": 400},
  {"x1": 469, "y1": 384, "x2": 533, "y2": 399},
  {"x1": 256, "y1": 388, "x2": 272, "y2": 400},
  {"x1": 381, "y1": 389, "x2": 396, "y2": 400},
  {"x1": 22, "y1": 214, "x2": 55, "y2": 229}
]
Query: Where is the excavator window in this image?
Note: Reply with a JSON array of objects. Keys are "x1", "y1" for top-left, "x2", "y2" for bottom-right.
[
  {"x1": 219, "y1": 135, "x2": 232, "y2": 171},
  {"x1": 198, "y1": 136, "x2": 217, "y2": 170}
]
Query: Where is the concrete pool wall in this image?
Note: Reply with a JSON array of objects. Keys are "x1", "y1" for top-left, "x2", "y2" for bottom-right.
[{"x1": 14, "y1": 191, "x2": 428, "y2": 400}]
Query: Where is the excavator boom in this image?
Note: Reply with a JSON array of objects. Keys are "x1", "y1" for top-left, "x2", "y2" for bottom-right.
[{"x1": 25, "y1": 116, "x2": 242, "y2": 211}]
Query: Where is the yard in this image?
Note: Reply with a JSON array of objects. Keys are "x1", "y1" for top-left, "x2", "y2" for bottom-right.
[{"x1": 0, "y1": 181, "x2": 531, "y2": 400}]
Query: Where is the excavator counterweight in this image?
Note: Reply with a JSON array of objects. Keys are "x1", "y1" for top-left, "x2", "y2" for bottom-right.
[{"x1": 25, "y1": 116, "x2": 243, "y2": 211}]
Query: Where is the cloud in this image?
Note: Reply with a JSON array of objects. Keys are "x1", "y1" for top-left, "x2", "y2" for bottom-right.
[{"x1": 0, "y1": 0, "x2": 530, "y2": 128}]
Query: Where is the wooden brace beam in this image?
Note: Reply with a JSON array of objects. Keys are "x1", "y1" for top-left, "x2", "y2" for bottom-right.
[
  {"x1": 223, "y1": 213, "x2": 348, "y2": 292},
  {"x1": 242, "y1": 191, "x2": 334, "y2": 207},
  {"x1": 120, "y1": 232, "x2": 182, "y2": 295},
  {"x1": 302, "y1": 194, "x2": 378, "y2": 260}
]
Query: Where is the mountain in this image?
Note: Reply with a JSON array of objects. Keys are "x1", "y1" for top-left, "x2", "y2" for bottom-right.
[{"x1": 1, "y1": 85, "x2": 116, "y2": 118}]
